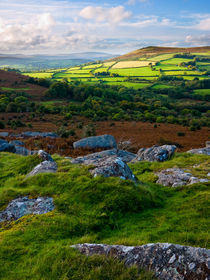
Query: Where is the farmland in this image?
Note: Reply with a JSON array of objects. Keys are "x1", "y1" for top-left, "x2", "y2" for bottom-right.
[{"x1": 22, "y1": 47, "x2": 210, "y2": 90}]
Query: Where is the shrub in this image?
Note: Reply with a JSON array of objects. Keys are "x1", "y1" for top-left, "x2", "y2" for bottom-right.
[
  {"x1": 177, "y1": 132, "x2": 185, "y2": 136},
  {"x1": 0, "y1": 120, "x2": 5, "y2": 129}
]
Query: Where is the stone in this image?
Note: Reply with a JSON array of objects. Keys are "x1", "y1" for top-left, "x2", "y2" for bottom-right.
[
  {"x1": 71, "y1": 243, "x2": 210, "y2": 280},
  {"x1": 0, "y1": 196, "x2": 54, "y2": 222},
  {"x1": 156, "y1": 168, "x2": 209, "y2": 187},
  {"x1": 73, "y1": 135, "x2": 117, "y2": 150},
  {"x1": 0, "y1": 132, "x2": 9, "y2": 137},
  {"x1": 90, "y1": 155, "x2": 136, "y2": 182},
  {"x1": 187, "y1": 147, "x2": 210, "y2": 156},
  {"x1": 71, "y1": 149, "x2": 136, "y2": 165},
  {"x1": 21, "y1": 131, "x2": 58, "y2": 138},
  {"x1": 132, "y1": 145, "x2": 176, "y2": 162},
  {"x1": 0, "y1": 139, "x2": 16, "y2": 153},
  {"x1": 9, "y1": 140, "x2": 25, "y2": 146},
  {"x1": 26, "y1": 161, "x2": 57, "y2": 177},
  {"x1": 14, "y1": 145, "x2": 31, "y2": 156},
  {"x1": 38, "y1": 150, "x2": 53, "y2": 162}
]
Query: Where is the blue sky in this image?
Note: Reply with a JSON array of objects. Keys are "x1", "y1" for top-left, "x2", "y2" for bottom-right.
[{"x1": 0, "y1": 0, "x2": 209, "y2": 54}]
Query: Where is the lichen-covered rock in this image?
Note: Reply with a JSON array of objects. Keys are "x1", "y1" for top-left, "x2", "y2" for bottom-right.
[
  {"x1": 71, "y1": 149, "x2": 136, "y2": 164},
  {"x1": 37, "y1": 150, "x2": 53, "y2": 162},
  {"x1": 0, "y1": 139, "x2": 16, "y2": 153},
  {"x1": 0, "y1": 196, "x2": 54, "y2": 222},
  {"x1": 26, "y1": 160, "x2": 57, "y2": 177},
  {"x1": 72, "y1": 243, "x2": 210, "y2": 280},
  {"x1": 73, "y1": 135, "x2": 117, "y2": 150},
  {"x1": 133, "y1": 145, "x2": 176, "y2": 162},
  {"x1": 156, "y1": 168, "x2": 208, "y2": 187},
  {"x1": 90, "y1": 156, "x2": 136, "y2": 181},
  {"x1": 187, "y1": 147, "x2": 210, "y2": 156}
]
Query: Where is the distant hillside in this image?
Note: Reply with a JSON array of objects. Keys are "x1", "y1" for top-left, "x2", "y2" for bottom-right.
[
  {"x1": 0, "y1": 70, "x2": 47, "y2": 101},
  {"x1": 112, "y1": 46, "x2": 210, "y2": 61},
  {"x1": 0, "y1": 52, "x2": 116, "y2": 71}
]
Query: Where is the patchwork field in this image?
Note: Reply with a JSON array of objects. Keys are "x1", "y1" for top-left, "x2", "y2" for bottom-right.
[{"x1": 22, "y1": 47, "x2": 210, "y2": 90}]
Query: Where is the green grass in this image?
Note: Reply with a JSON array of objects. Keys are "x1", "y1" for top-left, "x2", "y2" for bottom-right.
[
  {"x1": 110, "y1": 67, "x2": 158, "y2": 77},
  {"x1": 1, "y1": 87, "x2": 30, "y2": 91},
  {"x1": 147, "y1": 53, "x2": 175, "y2": 62},
  {"x1": 23, "y1": 72, "x2": 53, "y2": 78},
  {"x1": 104, "y1": 81, "x2": 150, "y2": 89},
  {"x1": 162, "y1": 58, "x2": 194, "y2": 65},
  {"x1": 0, "y1": 152, "x2": 209, "y2": 279},
  {"x1": 194, "y1": 89, "x2": 210, "y2": 96},
  {"x1": 151, "y1": 84, "x2": 173, "y2": 89}
]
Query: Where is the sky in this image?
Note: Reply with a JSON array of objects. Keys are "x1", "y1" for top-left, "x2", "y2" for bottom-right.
[{"x1": 0, "y1": 0, "x2": 210, "y2": 55}]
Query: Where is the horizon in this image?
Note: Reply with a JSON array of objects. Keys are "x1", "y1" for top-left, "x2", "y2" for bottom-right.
[{"x1": 0, "y1": 0, "x2": 210, "y2": 55}]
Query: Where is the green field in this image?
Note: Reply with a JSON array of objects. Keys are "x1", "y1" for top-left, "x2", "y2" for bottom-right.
[
  {"x1": 194, "y1": 89, "x2": 210, "y2": 95},
  {"x1": 22, "y1": 50, "x2": 210, "y2": 88}
]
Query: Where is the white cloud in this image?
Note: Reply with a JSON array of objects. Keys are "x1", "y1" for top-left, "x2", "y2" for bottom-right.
[
  {"x1": 195, "y1": 18, "x2": 210, "y2": 31},
  {"x1": 79, "y1": 6, "x2": 132, "y2": 24},
  {"x1": 185, "y1": 34, "x2": 210, "y2": 45},
  {"x1": 127, "y1": 0, "x2": 148, "y2": 5}
]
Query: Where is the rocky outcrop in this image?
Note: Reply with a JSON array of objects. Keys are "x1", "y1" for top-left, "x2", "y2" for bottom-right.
[
  {"x1": 156, "y1": 168, "x2": 208, "y2": 187},
  {"x1": 0, "y1": 139, "x2": 16, "y2": 153},
  {"x1": 71, "y1": 149, "x2": 136, "y2": 164},
  {"x1": 132, "y1": 145, "x2": 176, "y2": 162},
  {"x1": 90, "y1": 156, "x2": 136, "y2": 181},
  {"x1": 9, "y1": 140, "x2": 32, "y2": 156},
  {"x1": 73, "y1": 135, "x2": 117, "y2": 150},
  {"x1": 187, "y1": 147, "x2": 210, "y2": 156},
  {"x1": 72, "y1": 243, "x2": 210, "y2": 280},
  {"x1": 0, "y1": 196, "x2": 54, "y2": 222},
  {"x1": 26, "y1": 150, "x2": 57, "y2": 177}
]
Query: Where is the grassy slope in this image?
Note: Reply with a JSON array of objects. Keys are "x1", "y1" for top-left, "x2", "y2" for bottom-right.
[{"x1": 0, "y1": 152, "x2": 209, "y2": 279}]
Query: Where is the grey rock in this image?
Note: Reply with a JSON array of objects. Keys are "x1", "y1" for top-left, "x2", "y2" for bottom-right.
[
  {"x1": 71, "y1": 243, "x2": 210, "y2": 280},
  {"x1": 133, "y1": 145, "x2": 176, "y2": 162},
  {"x1": 73, "y1": 135, "x2": 117, "y2": 150},
  {"x1": 0, "y1": 140, "x2": 16, "y2": 153},
  {"x1": 90, "y1": 155, "x2": 136, "y2": 181},
  {"x1": 38, "y1": 150, "x2": 53, "y2": 162},
  {"x1": 187, "y1": 147, "x2": 210, "y2": 156},
  {"x1": 21, "y1": 131, "x2": 58, "y2": 138},
  {"x1": 0, "y1": 132, "x2": 9, "y2": 137},
  {"x1": 26, "y1": 161, "x2": 57, "y2": 177},
  {"x1": 71, "y1": 149, "x2": 136, "y2": 165},
  {"x1": 14, "y1": 145, "x2": 31, "y2": 156},
  {"x1": 0, "y1": 196, "x2": 54, "y2": 222},
  {"x1": 156, "y1": 168, "x2": 209, "y2": 187},
  {"x1": 9, "y1": 140, "x2": 25, "y2": 146}
]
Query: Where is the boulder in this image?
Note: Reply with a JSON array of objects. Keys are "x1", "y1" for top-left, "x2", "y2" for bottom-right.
[
  {"x1": 73, "y1": 135, "x2": 117, "y2": 150},
  {"x1": 90, "y1": 155, "x2": 136, "y2": 181},
  {"x1": 0, "y1": 139, "x2": 16, "y2": 153},
  {"x1": 0, "y1": 196, "x2": 54, "y2": 222},
  {"x1": 26, "y1": 160, "x2": 57, "y2": 177},
  {"x1": 132, "y1": 145, "x2": 176, "y2": 162},
  {"x1": 72, "y1": 243, "x2": 210, "y2": 280},
  {"x1": 187, "y1": 147, "x2": 210, "y2": 156},
  {"x1": 14, "y1": 145, "x2": 31, "y2": 156},
  {"x1": 156, "y1": 168, "x2": 208, "y2": 187},
  {"x1": 9, "y1": 140, "x2": 25, "y2": 146},
  {"x1": 38, "y1": 150, "x2": 53, "y2": 162},
  {"x1": 71, "y1": 149, "x2": 136, "y2": 165},
  {"x1": 21, "y1": 131, "x2": 58, "y2": 138},
  {"x1": 0, "y1": 132, "x2": 9, "y2": 137}
]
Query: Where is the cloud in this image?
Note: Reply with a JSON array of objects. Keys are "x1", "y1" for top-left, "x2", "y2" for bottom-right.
[
  {"x1": 79, "y1": 6, "x2": 132, "y2": 24},
  {"x1": 195, "y1": 18, "x2": 210, "y2": 31},
  {"x1": 185, "y1": 34, "x2": 210, "y2": 45},
  {"x1": 127, "y1": 0, "x2": 148, "y2": 5}
]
